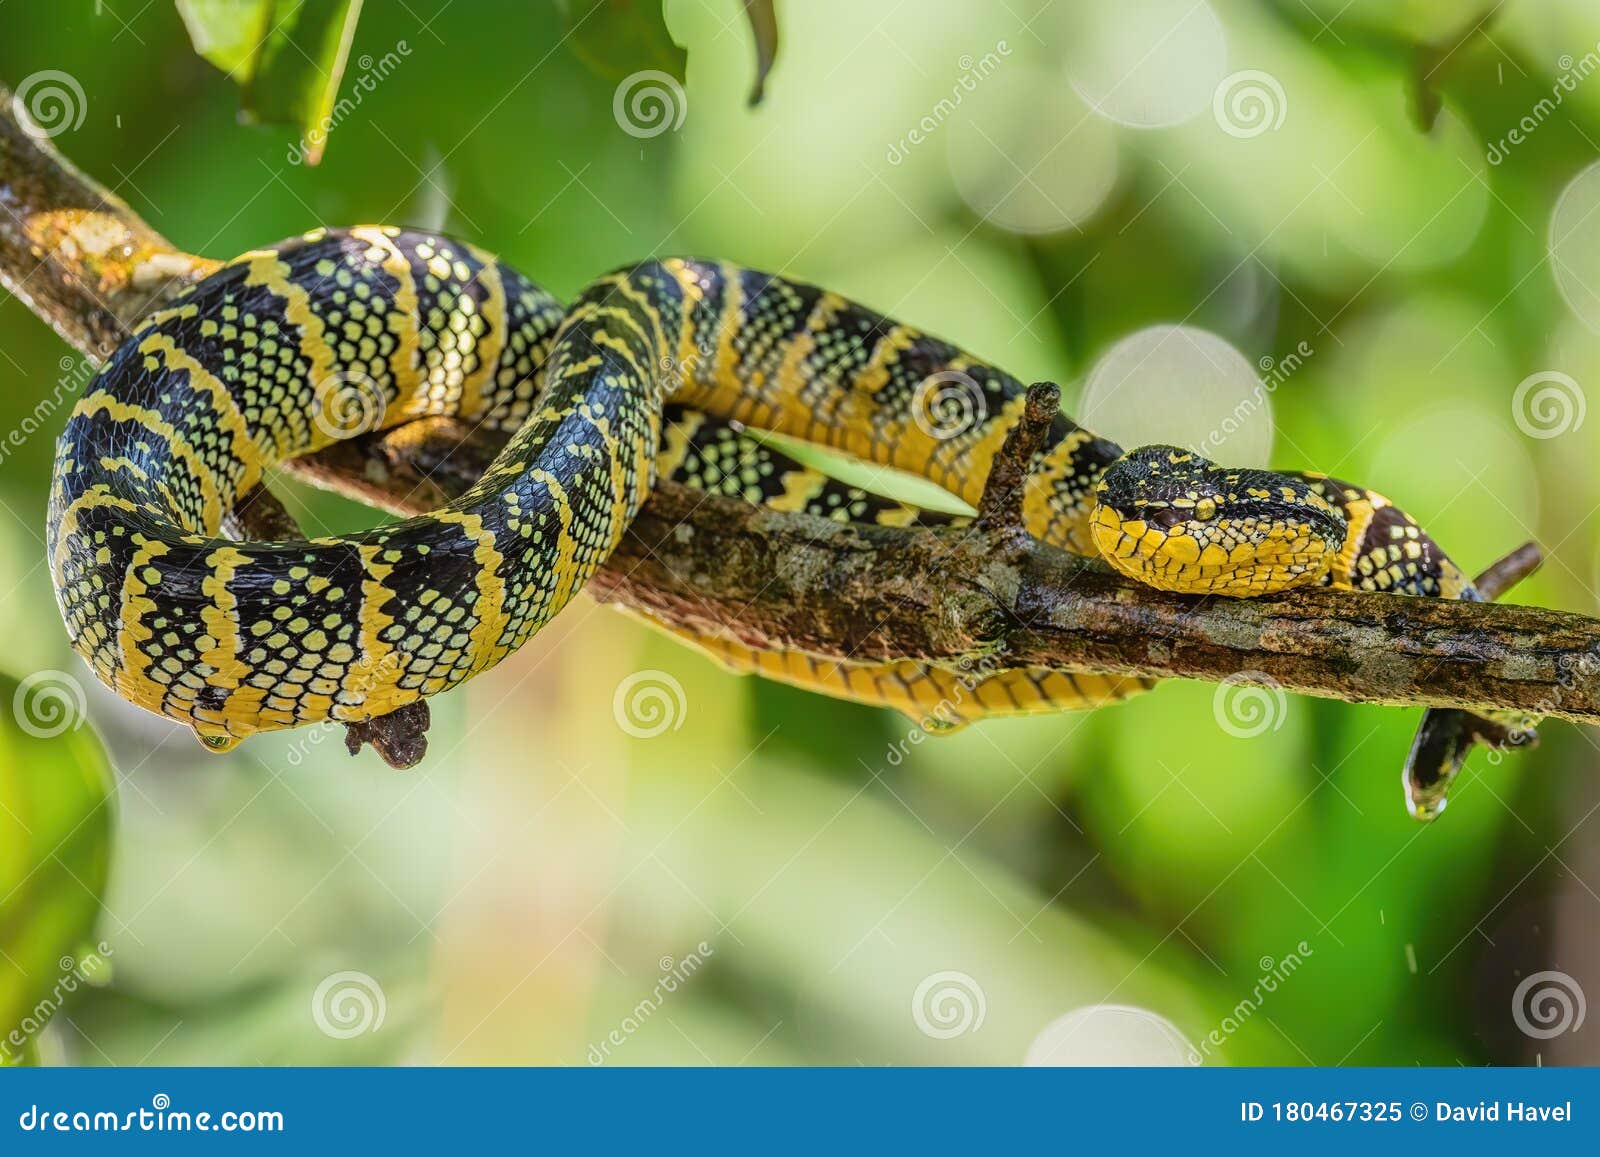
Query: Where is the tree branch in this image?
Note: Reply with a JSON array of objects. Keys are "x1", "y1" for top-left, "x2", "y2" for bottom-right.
[{"x1": 5, "y1": 85, "x2": 1599, "y2": 734}]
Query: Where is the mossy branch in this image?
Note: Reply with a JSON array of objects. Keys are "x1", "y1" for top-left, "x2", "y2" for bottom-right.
[{"x1": 5, "y1": 87, "x2": 1599, "y2": 734}]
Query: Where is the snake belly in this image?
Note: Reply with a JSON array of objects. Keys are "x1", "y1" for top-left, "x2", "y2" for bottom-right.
[{"x1": 47, "y1": 227, "x2": 1477, "y2": 749}]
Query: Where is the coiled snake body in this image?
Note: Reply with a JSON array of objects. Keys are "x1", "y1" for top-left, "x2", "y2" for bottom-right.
[{"x1": 47, "y1": 228, "x2": 1475, "y2": 752}]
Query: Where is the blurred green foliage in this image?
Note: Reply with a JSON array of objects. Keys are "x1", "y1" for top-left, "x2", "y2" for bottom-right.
[
  {"x1": 0, "y1": 0, "x2": 1596, "y2": 1066},
  {"x1": 0, "y1": 674, "x2": 114, "y2": 1065}
]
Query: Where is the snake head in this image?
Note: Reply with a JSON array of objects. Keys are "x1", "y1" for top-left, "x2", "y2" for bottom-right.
[{"x1": 1090, "y1": 446, "x2": 1348, "y2": 597}]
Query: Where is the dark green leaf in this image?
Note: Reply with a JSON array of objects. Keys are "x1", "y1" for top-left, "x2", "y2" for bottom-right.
[
  {"x1": 175, "y1": 0, "x2": 274, "y2": 74},
  {"x1": 742, "y1": 0, "x2": 778, "y2": 105},
  {"x1": 560, "y1": 0, "x2": 688, "y2": 83},
  {"x1": 559, "y1": 1, "x2": 779, "y2": 104},
  {"x1": 176, "y1": 0, "x2": 364, "y2": 164}
]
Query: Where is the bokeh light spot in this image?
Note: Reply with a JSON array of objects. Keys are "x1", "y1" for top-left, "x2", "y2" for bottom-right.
[
  {"x1": 1062, "y1": 0, "x2": 1228, "y2": 128},
  {"x1": 1078, "y1": 324, "x2": 1275, "y2": 465},
  {"x1": 1025, "y1": 1004, "x2": 1198, "y2": 1066},
  {"x1": 1550, "y1": 160, "x2": 1600, "y2": 334},
  {"x1": 946, "y1": 65, "x2": 1118, "y2": 235}
]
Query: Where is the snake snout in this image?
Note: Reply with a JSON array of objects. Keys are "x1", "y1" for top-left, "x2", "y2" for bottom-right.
[{"x1": 1090, "y1": 446, "x2": 1348, "y2": 597}]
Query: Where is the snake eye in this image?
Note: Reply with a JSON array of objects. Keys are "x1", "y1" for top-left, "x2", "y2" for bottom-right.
[{"x1": 1193, "y1": 497, "x2": 1217, "y2": 521}]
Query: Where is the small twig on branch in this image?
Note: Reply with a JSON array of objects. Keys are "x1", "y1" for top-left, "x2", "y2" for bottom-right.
[
  {"x1": 225, "y1": 483, "x2": 303, "y2": 542},
  {"x1": 1474, "y1": 542, "x2": 1543, "y2": 601},
  {"x1": 5, "y1": 84, "x2": 1600, "y2": 742},
  {"x1": 340, "y1": 701, "x2": 431, "y2": 768},
  {"x1": 976, "y1": 381, "x2": 1059, "y2": 542}
]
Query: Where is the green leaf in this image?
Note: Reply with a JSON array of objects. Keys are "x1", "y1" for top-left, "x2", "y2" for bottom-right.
[
  {"x1": 560, "y1": 0, "x2": 779, "y2": 104},
  {"x1": 741, "y1": 0, "x2": 778, "y2": 105},
  {"x1": 0, "y1": 669, "x2": 115, "y2": 1064},
  {"x1": 176, "y1": 0, "x2": 275, "y2": 75},
  {"x1": 560, "y1": 0, "x2": 688, "y2": 83},
  {"x1": 176, "y1": 0, "x2": 365, "y2": 164}
]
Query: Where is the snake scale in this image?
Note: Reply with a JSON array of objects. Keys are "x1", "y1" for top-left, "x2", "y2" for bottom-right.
[{"x1": 47, "y1": 227, "x2": 1477, "y2": 753}]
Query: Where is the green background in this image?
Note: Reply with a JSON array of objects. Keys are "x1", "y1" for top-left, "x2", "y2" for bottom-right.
[{"x1": 1, "y1": 0, "x2": 1597, "y2": 1065}]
